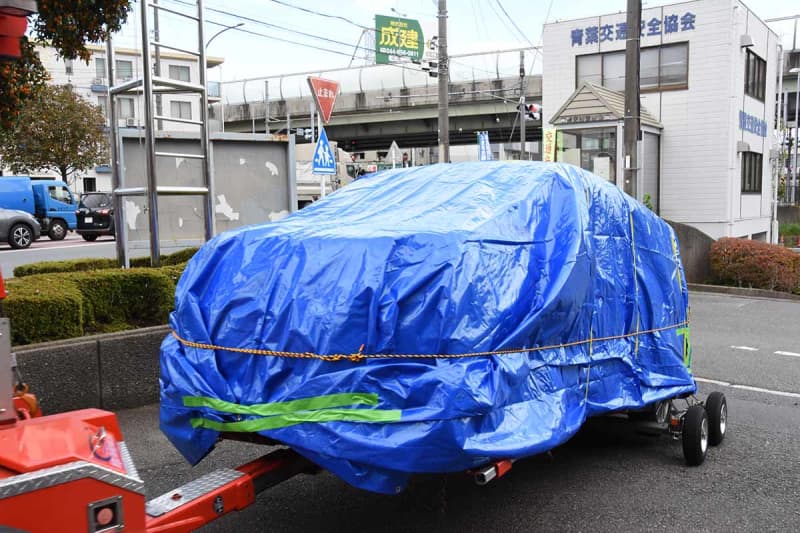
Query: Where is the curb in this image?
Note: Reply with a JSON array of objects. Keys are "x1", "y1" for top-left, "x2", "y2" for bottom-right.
[{"x1": 688, "y1": 283, "x2": 800, "y2": 302}]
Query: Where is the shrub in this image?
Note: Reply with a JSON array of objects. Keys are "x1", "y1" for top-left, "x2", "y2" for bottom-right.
[
  {"x1": 3, "y1": 263, "x2": 189, "y2": 345},
  {"x1": 709, "y1": 237, "x2": 800, "y2": 293},
  {"x1": 13, "y1": 247, "x2": 198, "y2": 277},
  {"x1": 780, "y1": 223, "x2": 800, "y2": 237},
  {"x1": 4, "y1": 274, "x2": 84, "y2": 345},
  {"x1": 71, "y1": 269, "x2": 176, "y2": 333}
]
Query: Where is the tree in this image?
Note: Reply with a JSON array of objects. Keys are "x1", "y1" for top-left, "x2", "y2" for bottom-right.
[
  {"x1": 0, "y1": 84, "x2": 107, "y2": 183},
  {"x1": 0, "y1": 1, "x2": 132, "y2": 132}
]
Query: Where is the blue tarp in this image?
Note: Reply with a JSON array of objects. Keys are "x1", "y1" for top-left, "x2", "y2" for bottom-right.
[{"x1": 160, "y1": 162, "x2": 695, "y2": 494}]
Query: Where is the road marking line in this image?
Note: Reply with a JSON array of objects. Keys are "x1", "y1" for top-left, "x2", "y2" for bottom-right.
[
  {"x1": 730, "y1": 345, "x2": 758, "y2": 351},
  {"x1": 694, "y1": 377, "x2": 731, "y2": 387},
  {"x1": 695, "y1": 377, "x2": 800, "y2": 399},
  {"x1": 774, "y1": 350, "x2": 800, "y2": 358},
  {"x1": 730, "y1": 384, "x2": 800, "y2": 399}
]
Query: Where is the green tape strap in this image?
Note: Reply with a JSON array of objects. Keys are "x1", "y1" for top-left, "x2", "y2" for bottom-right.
[
  {"x1": 190, "y1": 408, "x2": 402, "y2": 432},
  {"x1": 183, "y1": 392, "x2": 379, "y2": 416},
  {"x1": 676, "y1": 326, "x2": 692, "y2": 372}
]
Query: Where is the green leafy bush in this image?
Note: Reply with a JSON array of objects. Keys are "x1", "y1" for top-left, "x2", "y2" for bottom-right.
[
  {"x1": 4, "y1": 263, "x2": 188, "y2": 345},
  {"x1": 3, "y1": 275, "x2": 84, "y2": 345},
  {"x1": 710, "y1": 237, "x2": 800, "y2": 293},
  {"x1": 13, "y1": 247, "x2": 198, "y2": 277},
  {"x1": 780, "y1": 223, "x2": 800, "y2": 236}
]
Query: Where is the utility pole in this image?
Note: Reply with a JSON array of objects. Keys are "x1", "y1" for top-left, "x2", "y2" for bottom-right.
[
  {"x1": 623, "y1": 0, "x2": 641, "y2": 199},
  {"x1": 437, "y1": 0, "x2": 449, "y2": 163},
  {"x1": 153, "y1": 0, "x2": 163, "y2": 131},
  {"x1": 519, "y1": 50, "x2": 526, "y2": 160}
]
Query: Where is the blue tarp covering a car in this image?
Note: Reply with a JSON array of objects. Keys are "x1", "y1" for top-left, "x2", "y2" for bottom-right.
[{"x1": 160, "y1": 161, "x2": 696, "y2": 494}]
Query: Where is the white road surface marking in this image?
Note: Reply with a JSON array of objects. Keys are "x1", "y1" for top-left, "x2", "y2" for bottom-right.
[
  {"x1": 774, "y1": 351, "x2": 800, "y2": 358},
  {"x1": 695, "y1": 377, "x2": 800, "y2": 399},
  {"x1": 730, "y1": 345, "x2": 759, "y2": 351}
]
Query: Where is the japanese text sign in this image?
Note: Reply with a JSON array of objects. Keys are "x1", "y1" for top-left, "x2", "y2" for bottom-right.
[
  {"x1": 543, "y1": 129, "x2": 557, "y2": 163},
  {"x1": 739, "y1": 111, "x2": 767, "y2": 138},
  {"x1": 570, "y1": 12, "x2": 695, "y2": 46},
  {"x1": 376, "y1": 14, "x2": 424, "y2": 64},
  {"x1": 308, "y1": 77, "x2": 339, "y2": 124}
]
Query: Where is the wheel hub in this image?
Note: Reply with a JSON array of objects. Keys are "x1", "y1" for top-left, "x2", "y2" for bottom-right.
[
  {"x1": 719, "y1": 403, "x2": 727, "y2": 435},
  {"x1": 700, "y1": 417, "x2": 708, "y2": 454}
]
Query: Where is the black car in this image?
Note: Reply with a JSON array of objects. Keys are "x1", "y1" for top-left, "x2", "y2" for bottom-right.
[{"x1": 76, "y1": 192, "x2": 115, "y2": 241}]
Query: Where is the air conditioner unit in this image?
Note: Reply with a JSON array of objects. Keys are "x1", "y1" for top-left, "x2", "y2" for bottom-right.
[
  {"x1": 125, "y1": 117, "x2": 136, "y2": 127},
  {"x1": 93, "y1": 77, "x2": 105, "y2": 85}
]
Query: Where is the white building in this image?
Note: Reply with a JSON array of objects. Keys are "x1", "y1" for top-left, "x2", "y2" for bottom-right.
[
  {"x1": 33, "y1": 44, "x2": 223, "y2": 194},
  {"x1": 542, "y1": 0, "x2": 778, "y2": 240}
]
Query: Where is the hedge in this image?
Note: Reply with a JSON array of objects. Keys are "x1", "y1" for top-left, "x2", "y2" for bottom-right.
[
  {"x1": 4, "y1": 264, "x2": 188, "y2": 346},
  {"x1": 709, "y1": 237, "x2": 800, "y2": 293},
  {"x1": 13, "y1": 247, "x2": 198, "y2": 277}
]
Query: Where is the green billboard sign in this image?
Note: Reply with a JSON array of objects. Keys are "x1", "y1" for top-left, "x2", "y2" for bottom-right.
[{"x1": 375, "y1": 14, "x2": 424, "y2": 64}]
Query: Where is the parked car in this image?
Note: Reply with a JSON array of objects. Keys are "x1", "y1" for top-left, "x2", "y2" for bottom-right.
[
  {"x1": 76, "y1": 192, "x2": 114, "y2": 241},
  {"x1": 0, "y1": 207, "x2": 41, "y2": 249}
]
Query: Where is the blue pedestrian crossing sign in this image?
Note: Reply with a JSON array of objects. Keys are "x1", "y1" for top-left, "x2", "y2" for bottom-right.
[{"x1": 312, "y1": 127, "x2": 337, "y2": 175}]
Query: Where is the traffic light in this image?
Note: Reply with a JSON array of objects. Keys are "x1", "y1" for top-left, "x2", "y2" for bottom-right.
[
  {"x1": 0, "y1": 1, "x2": 36, "y2": 61},
  {"x1": 516, "y1": 103, "x2": 542, "y2": 121}
]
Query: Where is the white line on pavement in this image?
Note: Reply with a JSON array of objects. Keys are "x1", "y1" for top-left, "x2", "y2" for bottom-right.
[
  {"x1": 695, "y1": 377, "x2": 800, "y2": 399},
  {"x1": 730, "y1": 345, "x2": 759, "y2": 351},
  {"x1": 774, "y1": 351, "x2": 800, "y2": 358},
  {"x1": 694, "y1": 377, "x2": 731, "y2": 387}
]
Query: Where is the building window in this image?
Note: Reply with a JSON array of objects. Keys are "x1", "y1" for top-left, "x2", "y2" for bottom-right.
[
  {"x1": 83, "y1": 177, "x2": 97, "y2": 193},
  {"x1": 97, "y1": 95, "x2": 108, "y2": 116},
  {"x1": 117, "y1": 97, "x2": 135, "y2": 119},
  {"x1": 169, "y1": 65, "x2": 190, "y2": 82},
  {"x1": 95, "y1": 57, "x2": 106, "y2": 79},
  {"x1": 116, "y1": 59, "x2": 133, "y2": 81},
  {"x1": 741, "y1": 151, "x2": 762, "y2": 193},
  {"x1": 576, "y1": 54, "x2": 601, "y2": 86},
  {"x1": 170, "y1": 100, "x2": 192, "y2": 120},
  {"x1": 556, "y1": 127, "x2": 617, "y2": 182},
  {"x1": 745, "y1": 50, "x2": 766, "y2": 101},
  {"x1": 576, "y1": 42, "x2": 688, "y2": 92},
  {"x1": 65, "y1": 59, "x2": 73, "y2": 76}
]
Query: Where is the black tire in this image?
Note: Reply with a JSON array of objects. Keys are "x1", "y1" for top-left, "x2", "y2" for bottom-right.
[
  {"x1": 682, "y1": 404, "x2": 708, "y2": 466},
  {"x1": 48, "y1": 219, "x2": 67, "y2": 240},
  {"x1": 82, "y1": 234, "x2": 99, "y2": 242},
  {"x1": 706, "y1": 392, "x2": 727, "y2": 446},
  {"x1": 8, "y1": 223, "x2": 34, "y2": 249}
]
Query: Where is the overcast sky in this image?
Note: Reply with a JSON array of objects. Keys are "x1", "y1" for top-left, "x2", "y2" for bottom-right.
[{"x1": 110, "y1": 0, "x2": 799, "y2": 92}]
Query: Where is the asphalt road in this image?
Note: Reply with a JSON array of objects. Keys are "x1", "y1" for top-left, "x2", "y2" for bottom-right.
[
  {"x1": 0, "y1": 233, "x2": 186, "y2": 277},
  {"x1": 118, "y1": 291, "x2": 800, "y2": 532}
]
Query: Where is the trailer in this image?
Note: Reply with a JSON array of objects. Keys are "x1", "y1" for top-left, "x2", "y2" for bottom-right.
[{"x1": 0, "y1": 162, "x2": 731, "y2": 531}]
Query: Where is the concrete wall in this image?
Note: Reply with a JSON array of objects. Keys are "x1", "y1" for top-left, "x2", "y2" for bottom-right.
[
  {"x1": 14, "y1": 326, "x2": 168, "y2": 414},
  {"x1": 667, "y1": 220, "x2": 715, "y2": 283}
]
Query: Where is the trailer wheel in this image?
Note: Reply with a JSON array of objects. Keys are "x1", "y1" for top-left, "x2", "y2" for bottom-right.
[
  {"x1": 705, "y1": 392, "x2": 727, "y2": 446},
  {"x1": 48, "y1": 219, "x2": 67, "y2": 240},
  {"x1": 9, "y1": 223, "x2": 33, "y2": 249},
  {"x1": 682, "y1": 404, "x2": 708, "y2": 466}
]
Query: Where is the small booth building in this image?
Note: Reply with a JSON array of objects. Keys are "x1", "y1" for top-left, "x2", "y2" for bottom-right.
[{"x1": 542, "y1": 0, "x2": 778, "y2": 240}]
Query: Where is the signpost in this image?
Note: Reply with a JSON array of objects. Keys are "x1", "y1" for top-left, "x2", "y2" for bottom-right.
[
  {"x1": 312, "y1": 127, "x2": 336, "y2": 198},
  {"x1": 307, "y1": 77, "x2": 340, "y2": 199},
  {"x1": 375, "y1": 14, "x2": 425, "y2": 64},
  {"x1": 388, "y1": 140, "x2": 402, "y2": 169},
  {"x1": 307, "y1": 77, "x2": 339, "y2": 124}
]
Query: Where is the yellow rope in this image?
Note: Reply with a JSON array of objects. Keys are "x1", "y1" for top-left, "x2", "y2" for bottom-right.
[{"x1": 170, "y1": 319, "x2": 689, "y2": 363}]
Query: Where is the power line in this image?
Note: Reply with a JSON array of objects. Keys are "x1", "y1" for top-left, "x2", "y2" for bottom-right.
[
  {"x1": 267, "y1": 0, "x2": 372, "y2": 30},
  {"x1": 169, "y1": 0, "x2": 370, "y2": 56},
  {"x1": 494, "y1": 0, "x2": 536, "y2": 48}
]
